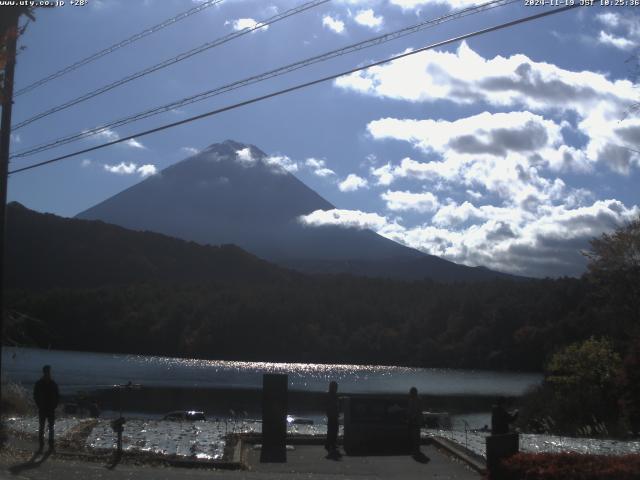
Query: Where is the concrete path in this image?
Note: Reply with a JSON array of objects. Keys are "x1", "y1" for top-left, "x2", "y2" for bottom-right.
[
  {"x1": 245, "y1": 444, "x2": 479, "y2": 479},
  {"x1": 0, "y1": 445, "x2": 479, "y2": 479}
]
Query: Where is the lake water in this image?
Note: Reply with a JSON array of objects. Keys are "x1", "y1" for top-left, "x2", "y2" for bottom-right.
[
  {"x1": 4, "y1": 348, "x2": 638, "y2": 460},
  {"x1": 5, "y1": 416, "x2": 639, "y2": 461},
  {"x1": 2, "y1": 347, "x2": 541, "y2": 397}
]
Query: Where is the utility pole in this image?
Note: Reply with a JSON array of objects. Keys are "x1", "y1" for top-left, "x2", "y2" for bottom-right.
[{"x1": 0, "y1": 8, "x2": 21, "y2": 414}]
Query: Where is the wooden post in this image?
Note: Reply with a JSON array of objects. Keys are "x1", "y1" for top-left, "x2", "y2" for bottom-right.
[{"x1": 0, "y1": 8, "x2": 21, "y2": 416}]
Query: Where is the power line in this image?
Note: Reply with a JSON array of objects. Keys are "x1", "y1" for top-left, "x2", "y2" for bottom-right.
[
  {"x1": 11, "y1": 0, "x2": 517, "y2": 159},
  {"x1": 12, "y1": 0, "x2": 330, "y2": 131},
  {"x1": 9, "y1": 4, "x2": 581, "y2": 175},
  {"x1": 14, "y1": 0, "x2": 224, "y2": 97}
]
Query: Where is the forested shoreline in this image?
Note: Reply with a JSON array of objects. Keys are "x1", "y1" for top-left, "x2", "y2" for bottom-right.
[
  {"x1": 2, "y1": 275, "x2": 607, "y2": 371},
  {"x1": 3, "y1": 202, "x2": 637, "y2": 374}
]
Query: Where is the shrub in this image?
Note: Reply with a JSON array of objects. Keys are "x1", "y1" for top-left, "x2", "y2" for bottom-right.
[
  {"x1": 1, "y1": 381, "x2": 35, "y2": 416},
  {"x1": 493, "y1": 452, "x2": 640, "y2": 480},
  {"x1": 517, "y1": 338, "x2": 625, "y2": 436},
  {"x1": 619, "y1": 337, "x2": 640, "y2": 435}
]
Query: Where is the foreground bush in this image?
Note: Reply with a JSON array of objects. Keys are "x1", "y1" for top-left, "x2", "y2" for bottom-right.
[
  {"x1": 0, "y1": 381, "x2": 34, "y2": 447},
  {"x1": 517, "y1": 338, "x2": 627, "y2": 436},
  {"x1": 494, "y1": 452, "x2": 640, "y2": 480},
  {"x1": 0, "y1": 381, "x2": 35, "y2": 416}
]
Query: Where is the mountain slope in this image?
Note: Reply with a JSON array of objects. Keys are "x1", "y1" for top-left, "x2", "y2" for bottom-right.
[
  {"x1": 76, "y1": 140, "x2": 515, "y2": 281},
  {"x1": 76, "y1": 140, "x2": 418, "y2": 262},
  {"x1": 6, "y1": 202, "x2": 296, "y2": 290}
]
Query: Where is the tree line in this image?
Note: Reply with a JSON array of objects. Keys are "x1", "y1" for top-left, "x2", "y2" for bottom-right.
[{"x1": 3, "y1": 202, "x2": 638, "y2": 376}]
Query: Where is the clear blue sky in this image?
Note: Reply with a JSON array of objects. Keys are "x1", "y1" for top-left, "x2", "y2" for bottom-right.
[{"x1": 6, "y1": 0, "x2": 640, "y2": 277}]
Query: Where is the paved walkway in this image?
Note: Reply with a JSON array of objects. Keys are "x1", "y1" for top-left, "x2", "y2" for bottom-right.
[
  {"x1": 0, "y1": 444, "x2": 479, "y2": 480},
  {"x1": 245, "y1": 444, "x2": 480, "y2": 479}
]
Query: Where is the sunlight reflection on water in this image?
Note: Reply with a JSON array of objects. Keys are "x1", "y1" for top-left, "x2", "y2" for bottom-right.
[
  {"x1": 5, "y1": 415, "x2": 331, "y2": 460},
  {"x1": 2, "y1": 347, "x2": 541, "y2": 396},
  {"x1": 6, "y1": 416, "x2": 638, "y2": 461},
  {"x1": 428, "y1": 429, "x2": 640, "y2": 458}
]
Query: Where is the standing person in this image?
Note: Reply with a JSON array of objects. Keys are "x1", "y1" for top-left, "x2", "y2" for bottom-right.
[
  {"x1": 33, "y1": 365, "x2": 59, "y2": 452},
  {"x1": 325, "y1": 381, "x2": 340, "y2": 456},
  {"x1": 407, "y1": 387, "x2": 421, "y2": 455}
]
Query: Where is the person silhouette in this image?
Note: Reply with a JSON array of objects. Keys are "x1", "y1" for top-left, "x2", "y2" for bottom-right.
[
  {"x1": 407, "y1": 387, "x2": 421, "y2": 455},
  {"x1": 33, "y1": 365, "x2": 59, "y2": 452},
  {"x1": 325, "y1": 381, "x2": 340, "y2": 457}
]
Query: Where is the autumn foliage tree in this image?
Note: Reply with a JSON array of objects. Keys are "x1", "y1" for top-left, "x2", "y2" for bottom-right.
[
  {"x1": 517, "y1": 217, "x2": 640, "y2": 435},
  {"x1": 546, "y1": 337, "x2": 622, "y2": 433},
  {"x1": 583, "y1": 215, "x2": 640, "y2": 435},
  {"x1": 584, "y1": 215, "x2": 640, "y2": 339}
]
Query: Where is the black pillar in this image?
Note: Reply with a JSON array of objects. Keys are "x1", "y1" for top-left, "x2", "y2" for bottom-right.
[{"x1": 260, "y1": 373, "x2": 287, "y2": 462}]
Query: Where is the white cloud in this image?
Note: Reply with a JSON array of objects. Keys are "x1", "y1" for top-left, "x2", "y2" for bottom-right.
[
  {"x1": 337, "y1": 42, "x2": 639, "y2": 175},
  {"x1": 322, "y1": 15, "x2": 345, "y2": 34},
  {"x1": 431, "y1": 200, "x2": 485, "y2": 227},
  {"x1": 315, "y1": 168, "x2": 337, "y2": 177},
  {"x1": 232, "y1": 148, "x2": 299, "y2": 174},
  {"x1": 94, "y1": 129, "x2": 120, "y2": 142},
  {"x1": 104, "y1": 162, "x2": 137, "y2": 175},
  {"x1": 466, "y1": 190, "x2": 483, "y2": 200},
  {"x1": 181, "y1": 146, "x2": 200, "y2": 155},
  {"x1": 389, "y1": 0, "x2": 482, "y2": 10},
  {"x1": 225, "y1": 18, "x2": 269, "y2": 32},
  {"x1": 594, "y1": 12, "x2": 640, "y2": 45},
  {"x1": 596, "y1": 12, "x2": 619, "y2": 28},
  {"x1": 335, "y1": 41, "x2": 636, "y2": 113},
  {"x1": 381, "y1": 190, "x2": 439, "y2": 213},
  {"x1": 367, "y1": 112, "x2": 561, "y2": 154},
  {"x1": 370, "y1": 163, "x2": 395, "y2": 186},
  {"x1": 336, "y1": 0, "x2": 383, "y2": 4},
  {"x1": 583, "y1": 116, "x2": 640, "y2": 175},
  {"x1": 103, "y1": 162, "x2": 157, "y2": 177},
  {"x1": 124, "y1": 138, "x2": 146, "y2": 150},
  {"x1": 366, "y1": 110, "x2": 595, "y2": 212},
  {"x1": 91, "y1": 128, "x2": 147, "y2": 150},
  {"x1": 264, "y1": 154, "x2": 298, "y2": 173},
  {"x1": 405, "y1": 201, "x2": 638, "y2": 277},
  {"x1": 305, "y1": 158, "x2": 336, "y2": 177},
  {"x1": 287, "y1": 20, "x2": 640, "y2": 277},
  {"x1": 297, "y1": 198, "x2": 640, "y2": 277},
  {"x1": 81, "y1": 159, "x2": 92, "y2": 167},
  {"x1": 371, "y1": 155, "x2": 572, "y2": 211},
  {"x1": 10, "y1": 133, "x2": 20, "y2": 143},
  {"x1": 137, "y1": 164, "x2": 158, "y2": 177},
  {"x1": 235, "y1": 147, "x2": 257, "y2": 166},
  {"x1": 354, "y1": 9, "x2": 383, "y2": 29},
  {"x1": 305, "y1": 158, "x2": 325, "y2": 169},
  {"x1": 391, "y1": 199, "x2": 640, "y2": 277},
  {"x1": 299, "y1": 208, "x2": 393, "y2": 231},
  {"x1": 338, "y1": 173, "x2": 368, "y2": 192},
  {"x1": 598, "y1": 31, "x2": 636, "y2": 50},
  {"x1": 310, "y1": 97, "x2": 639, "y2": 276}
]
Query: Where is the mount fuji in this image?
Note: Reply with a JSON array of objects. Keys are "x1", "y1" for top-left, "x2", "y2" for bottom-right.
[{"x1": 76, "y1": 140, "x2": 515, "y2": 282}]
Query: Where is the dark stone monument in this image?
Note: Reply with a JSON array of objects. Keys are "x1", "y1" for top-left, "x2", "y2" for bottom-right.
[
  {"x1": 343, "y1": 396, "x2": 410, "y2": 455},
  {"x1": 486, "y1": 433, "x2": 519, "y2": 475},
  {"x1": 260, "y1": 373, "x2": 288, "y2": 462}
]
